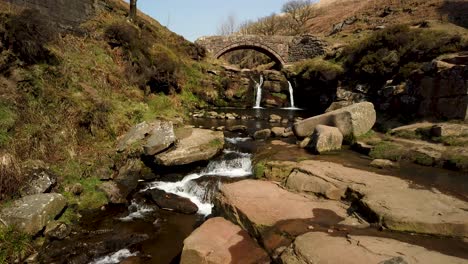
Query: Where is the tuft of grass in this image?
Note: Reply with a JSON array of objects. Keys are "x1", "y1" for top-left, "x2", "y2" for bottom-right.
[
  {"x1": 253, "y1": 161, "x2": 266, "y2": 179},
  {"x1": 369, "y1": 141, "x2": 406, "y2": 161},
  {"x1": 0, "y1": 226, "x2": 32, "y2": 264},
  {"x1": 293, "y1": 57, "x2": 344, "y2": 80}
]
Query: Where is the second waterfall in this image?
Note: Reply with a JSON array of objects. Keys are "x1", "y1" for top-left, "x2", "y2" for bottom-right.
[{"x1": 254, "y1": 75, "x2": 263, "y2": 109}]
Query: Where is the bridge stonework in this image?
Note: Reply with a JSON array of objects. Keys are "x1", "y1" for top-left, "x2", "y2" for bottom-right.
[{"x1": 195, "y1": 35, "x2": 326, "y2": 66}]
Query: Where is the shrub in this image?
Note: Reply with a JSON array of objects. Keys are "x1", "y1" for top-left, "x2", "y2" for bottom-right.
[
  {"x1": 4, "y1": 9, "x2": 58, "y2": 64},
  {"x1": 0, "y1": 226, "x2": 32, "y2": 264},
  {"x1": 343, "y1": 25, "x2": 465, "y2": 90},
  {"x1": 294, "y1": 58, "x2": 344, "y2": 80},
  {"x1": 0, "y1": 153, "x2": 22, "y2": 201}
]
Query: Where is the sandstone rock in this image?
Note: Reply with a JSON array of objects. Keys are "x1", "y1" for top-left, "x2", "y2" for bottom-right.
[
  {"x1": 99, "y1": 181, "x2": 126, "y2": 204},
  {"x1": 269, "y1": 114, "x2": 282, "y2": 123},
  {"x1": 113, "y1": 159, "x2": 143, "y2": 198},
  {"x1": 181, "y1": 217, "x2": 270, "y2": 264},
  {"x1": 254, "y1": 129, "x2": 272, "y2": 140},
  {"x1": 271, "y1": 127, "x2": 285, "y2": 137},
  {"x1": 309, "y1": 125, "x2": 343, "y2": 154},
  {"x1": 228, "y1": 125, "x2": 247, "y2": 132},
  {"x1": 263, "y1": 161, "x2": 297, "y2": 183},
  {"x1": 293, "y1": 102, "x2": 376, "y2": 139},
  {"x1": 298, "y1": 137, "x2": 311, "y2": 148},
  {"x1": 214, "y1": 180, "x2": 361, "y2": 254},
  {"x1": 155, "y1": 129, "x2": 224, "y2": 166},
  {"x1": 0, "y1": 193, "x2": 67, "y2": 235},
  {"x1": 431, "y1": 123, "x2": 468, "y2": 137},
  {"x1": 370, "y1": 159, "x2": 399, "y2": 169},
  {"x1": 145, "y1": 189, "x2": 198, "y2": 214},
  {"x1": 117, "y1": 121, "x2": 154, "y2": 152},
  {"x1": 287, "y1": 160, "x2": 468, "y2": 237},
  {"x1": 45, "y1": 221, "x2": 71, "y2": 240},
  {"x1": 20, "y1": 170, "x2": 57, "y2": 196},
  {"x1": 143, "y1": 121, "x2": 175, "y2": 156},
  {"x1": 325, "y1": 101, "x2": 352, "y2": 112},
  {"x1": 281, "y1": 232, "x2": 466, "y2": 264}
]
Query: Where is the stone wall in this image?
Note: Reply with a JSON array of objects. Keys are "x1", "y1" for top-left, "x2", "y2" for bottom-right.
[
  {"x1": 288, "y1": 35, "x2": 326, "y2": 62},
  {"x1": 6, "y1": 0, "x2": 98, "y2": 31}
]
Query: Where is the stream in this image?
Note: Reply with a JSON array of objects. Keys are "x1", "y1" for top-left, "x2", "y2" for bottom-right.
[{"x1": 39, "y1": 108, "x2": 468, "y2": 264}]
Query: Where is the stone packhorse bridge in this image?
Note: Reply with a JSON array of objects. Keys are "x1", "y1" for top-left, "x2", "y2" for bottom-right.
[{"x1": 195, "y1": 35, "x2": 326, "y2": 67}]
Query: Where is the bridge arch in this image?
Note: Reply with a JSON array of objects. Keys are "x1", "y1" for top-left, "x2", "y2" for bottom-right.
[{"x1": 214, "y1": 42, "x2": 287, "y2": 67}]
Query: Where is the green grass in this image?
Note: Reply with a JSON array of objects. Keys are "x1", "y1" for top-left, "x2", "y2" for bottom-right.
[
  {"x1": 293, "y1": 57, "x2": 344, "y2": 80},
  {"x1": 369, "y1": 141, "x2": 406, "y2": 162},
  {"x1": 0, "y1": 226, "x2": 32, "y2": 264},
  {"x1": 433, "y1": 136, "x2": 468, "y2": 147}
]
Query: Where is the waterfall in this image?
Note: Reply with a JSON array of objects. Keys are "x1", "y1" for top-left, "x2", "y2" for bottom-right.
[
  {"x1": 143, "y1": 149, "x2": 252, "y2": 216},
  {"x1": 288, "y1": 81, "x2": 295, "y2": 108},
  {"x1": 253, "y1": 75, "x2": 264, "y2": 109}
]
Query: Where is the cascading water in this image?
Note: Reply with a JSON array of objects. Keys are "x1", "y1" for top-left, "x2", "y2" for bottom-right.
[
  {"x1": 253, "y1": 75, "x2": 264, "y2": 109},
  {"x1": 142, "y1": 149, "x2": 252, "y2": 216},
  {"x1": 288, "y1": 81, "x2": 295, "y2": 108}
]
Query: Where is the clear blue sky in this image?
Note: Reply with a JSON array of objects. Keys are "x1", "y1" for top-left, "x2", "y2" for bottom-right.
[{"x1": 136, "y1": 0, "x2": 295, "y2": 41}]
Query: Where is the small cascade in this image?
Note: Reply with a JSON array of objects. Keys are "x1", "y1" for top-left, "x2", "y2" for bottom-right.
[
  {"x1": 144, "y1": 149, "x2": 252, "y2": 216},
  {"x1": 253, "y1": 75, "x2": 264, "y2": 109},
  {"x1": 288, "y1": 81, "x2": 295, "y2": 108}
]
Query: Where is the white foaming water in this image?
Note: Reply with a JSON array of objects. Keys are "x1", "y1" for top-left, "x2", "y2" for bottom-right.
[
  {"x1": 145, "y1": 150, "x2": 252, "y2": 216},
  {"x1": 253, "y1": 75, "x2": 264, "y2": 109},
  {"x1": 89, "y1": 249, "x2": 137, "y2": 264},
  {"x1": 288, "y1": 81, "x2": 295, "y2": 108},
  {"x1": 118, "y1": 200, "x2": 154, "y2": 222},
  {"x1": 226, "y1": 137, "x2": 251, "y2": 144}
]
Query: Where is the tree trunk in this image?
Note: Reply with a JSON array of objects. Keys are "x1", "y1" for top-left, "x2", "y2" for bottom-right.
[{"x1": 129, "y1": 0, "x2": 137, "y2": 22}]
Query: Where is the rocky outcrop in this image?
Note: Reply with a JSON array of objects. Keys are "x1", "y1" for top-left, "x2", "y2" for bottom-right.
[
  {"x1": 214, "y1": 180, "x2": 362, "y2": 256},
  {"x1": 281, "y1": 232, "x2": 467, "y2": 264},
  {"x1": 309, "y1": 125, "x2": 343, "y2": 153},
  {"x1": 20, "y1": 169, "x2": 57, "y2": 196},
  {"x1": 145, "y1": 189, "x2": 198, "y2": 214},
  {"x1": 0, "y1": 193, "x2": 67, "y2": 235},
  {"x1": 155, "y1": 128, "x2": 224, "y2": 166},
  {"x1": 284, "y1": 160, "x2": 468, "y2": 237},
  {"x1": 293, "y1": 102, "x2": 376, "y2": 139},
  {"x1": 181, "y1": 217, "x2": 270, "y2": 264}
]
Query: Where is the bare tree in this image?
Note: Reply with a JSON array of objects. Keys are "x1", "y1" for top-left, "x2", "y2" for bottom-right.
[
  {"x1": 217, "y1": 14, "x2": 238, "y2": 35},
  {"x1": 129, "y1": 0, "x2": 138, "y2": 22},
  {"x1": 282, "y1": 0, "x2": 317, "y2": 34}
]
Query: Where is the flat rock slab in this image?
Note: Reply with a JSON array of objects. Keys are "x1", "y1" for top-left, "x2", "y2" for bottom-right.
[
  {"x1": 181, "y1": 217, "x2": 270, "y2": 264},
  {"x1": 214, "y1": 180, "x2": 361, "y2": 254},
  {"x1": 281, "y1": 232, "x2": 467, "y2": 264},
  {"x1": 155, "y1": 128, "x2": 224, "y2": 166},
  {"x1": 287, "y1": 160, "x2": 468, "y2": 237},
  {"x1": 0, "y1": 193, "x2": 67, "y2": 235},
  {"x1": 293, "y1": 102, "x2": 376, "y2": 138}
]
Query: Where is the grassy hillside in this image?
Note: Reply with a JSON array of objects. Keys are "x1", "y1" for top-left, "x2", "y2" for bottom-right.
[{"x1": 0, "y1": 0, "x2": 220, "y2": 203}]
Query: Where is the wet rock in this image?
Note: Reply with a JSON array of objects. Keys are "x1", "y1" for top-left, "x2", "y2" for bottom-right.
[
  {"x1": 155, "y1": 129, "x2": 224, "y2": 166},
  {"x1": 309, "y1": 125, "x2": 343, "y2": 154},
  {"x1": 269, "y1": 114, "x2": 282, "y2": 123},
  {"x1": 45, "y1": 221, "x2": 71, "y2": 240},
  {"x1": 113, "y1": 159, "x2": 143, "y2": 198},
  {"x1": 271, "y1": 127, "x2": 285, "y2": 137},
  {"x1": 225, "y1": 113, "x2": 236, "y2": 120},
  {"x1": 214, "y1": 180, "x2": 361, "y2": 255},
  {"x1": 181, "y1": 217, "x2": 270, "y2": 264},
  {"x1": 286, "y1": 160, "x2": 468, "y2": 237},
  {"x1": 370, "y1": 159, "x2": 399, "y2": 169},
  {"x1": 228, "y1": 125, "x2": 247, "y2": 132},
  {"x1": 0, "y1": 193, "x2": 67, "y2": 235},
  {"x1": 145, "y1": 189, "x2": 198, "y2": 214},
  {"x1": 293, "y1": 102, "x2": 376, "y2": 139},
  {"x1": 280, "y1": 232, "x2": 465, "y2": 264},
  {"x1": 352, "y1": 141, "x2": 373, "y2": 155},
  {"x1": 143, "y1": 121, "x2": 175, "y2": 156},
  {"x1": 254, "y1": 129, "x2": 272, "y2": 140},
  {"x1": 20, "y1": 169, "x2": 57, "y2": 196},
  {"x1": 99, "y1": 181, "x2": 126, "y2": 204},
  {"x1": 431, "y1": 123, "x2": 468, "y2": 137}
]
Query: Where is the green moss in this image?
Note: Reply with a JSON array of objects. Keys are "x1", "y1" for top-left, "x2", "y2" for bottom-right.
[
  {"x1": 443, "y1": 154, "x2": 468, "y2": 171},
  {"x1": 413, "y1": 153, "x2": 434, "y2": 166},
  {"x1": 369, "y1": 141, "x2": 406, "y2": 161},
  {"x1": 271, "y1": 93, "x2": 287, "y2": 100},
  {"x1": 208, "y1": 138, "x2": 223, "y2": 148},
  {"x1": 254, "y1": 161, "x2": 266, "y2": 179},
  {"x1": 433, "y1": 136, "x2": 468, "y2": 147},
  {"x1": 390, "y1": 130, "x2": 422, "y2": 140},
  {"x1": 0, "y1": 226, "x2": 32, "y2": 264}
]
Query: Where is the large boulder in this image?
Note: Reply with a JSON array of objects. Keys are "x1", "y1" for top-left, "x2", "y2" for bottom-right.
[
  {"x1": 181, "y1": 217, "x2": 270, "y2": 264},
  {"x1": 0, "y1": 193, "x2": 67, "y2": 235},
  {"x1": 117, "y1": 120, "x2": 175, "y2": 154},
  {"x1": 214, "y1": 180, "x2": 362, "y2": 255},
  {"x1": 20, "y1": 169, "x2": 57, "y2": 196},
  {"x1": 285, "y1": 160, "x2": 468, "y2": 237},
  {"x1": 293, "y1": 102, "x2": 376, "y2": 139},
  {"x1": 254, "y1": 129, "x2": 272, "y2": 140},
  {"x1": 281, "y1": 232, "x2": 466, "y2": 264},
  {"x1": 431, "y1": 123, "x2": 468, "y2": 137},
  {"x1": 155, "y1": 128, "x2": 224, "y2": 166},
  {"x1": 145, "y1": 189, "x2": 198, "y2": 214},
  {"x1": 309, "y1": 125, "x2": 343, "y2": 154}
]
